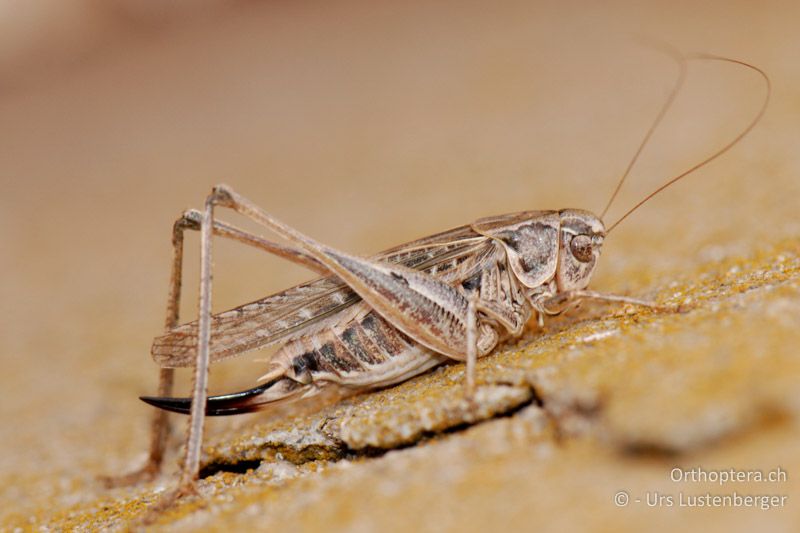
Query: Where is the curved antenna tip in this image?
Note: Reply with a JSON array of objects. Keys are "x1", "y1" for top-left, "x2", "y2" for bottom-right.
[{"x1": 605, "y1": 53, "x2": 770, "y2": 233}]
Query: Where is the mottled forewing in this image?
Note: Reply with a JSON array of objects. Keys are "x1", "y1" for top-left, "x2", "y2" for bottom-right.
[{"x1": 151, "y1": 224, "x2": 490, "y2": 367}]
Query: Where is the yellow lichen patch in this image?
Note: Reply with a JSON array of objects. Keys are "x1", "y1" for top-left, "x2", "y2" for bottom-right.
[{"x1": 335, "y1": 384, "x2": 534, "y2": 449}]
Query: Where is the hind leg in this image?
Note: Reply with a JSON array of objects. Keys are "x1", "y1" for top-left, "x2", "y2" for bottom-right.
[
  {"x1": 100, "y1": 214, "x2": 190, "y2": 487},
  {"x1": 103, "y1": 209, "x2": 326, "y2": 488}
]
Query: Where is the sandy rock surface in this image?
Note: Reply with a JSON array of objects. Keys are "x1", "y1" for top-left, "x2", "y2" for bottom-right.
[{"x1": 1, "y1": 1, "x2": 798, "y2": 531}]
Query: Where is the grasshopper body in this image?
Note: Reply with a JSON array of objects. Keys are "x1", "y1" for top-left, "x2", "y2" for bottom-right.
[
  {"x1": 108, "y1": 53, "x2": 769, "y2": 520},
  {"x1": 146, "y1": 209, "x2": 606, "y2": 415}
]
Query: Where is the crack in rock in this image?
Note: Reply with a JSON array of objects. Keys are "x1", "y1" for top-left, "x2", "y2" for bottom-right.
[
  {"x1": 201, "y1": 384, "x2": 534, "y2": 475},
  {"x1": 333, "y1": 384, "x2": 535, "y2": 450}
]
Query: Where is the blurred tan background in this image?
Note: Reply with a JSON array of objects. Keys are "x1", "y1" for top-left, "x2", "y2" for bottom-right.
[{"x1": 1, "y1": 0, "x2": 798, "y2": 529}]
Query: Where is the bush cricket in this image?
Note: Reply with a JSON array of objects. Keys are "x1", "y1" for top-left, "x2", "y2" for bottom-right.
[{"x1": 107, "y1": 54, "x2": 770, "y2": 514}]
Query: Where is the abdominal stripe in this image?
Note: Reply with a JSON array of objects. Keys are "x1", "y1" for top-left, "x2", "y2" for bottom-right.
[{"x1": 289, "y1": 310, "x2": 414, "y2": 377}]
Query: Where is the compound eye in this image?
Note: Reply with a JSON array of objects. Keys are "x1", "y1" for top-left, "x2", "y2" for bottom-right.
[{"x1": 570, "y1": 235, "x2": 594, "y2": 263}]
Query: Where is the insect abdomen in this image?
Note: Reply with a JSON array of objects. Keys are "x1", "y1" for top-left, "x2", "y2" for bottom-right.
[{"x1": 280, "y1": 307, "x2": 449, "y2": 388}]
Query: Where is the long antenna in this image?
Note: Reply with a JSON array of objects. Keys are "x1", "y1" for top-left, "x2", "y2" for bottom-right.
[
  {"x1": 600, "y1": 48, "x2": 687, "y2": 220},
  {"x1": 606, "y1": 54, "x2": 771, "y2": 234}
]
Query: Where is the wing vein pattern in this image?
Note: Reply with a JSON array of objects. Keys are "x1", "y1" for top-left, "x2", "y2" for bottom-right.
[{"x1": 152, "y1": 224, "x2": 492, "y2": 367}]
